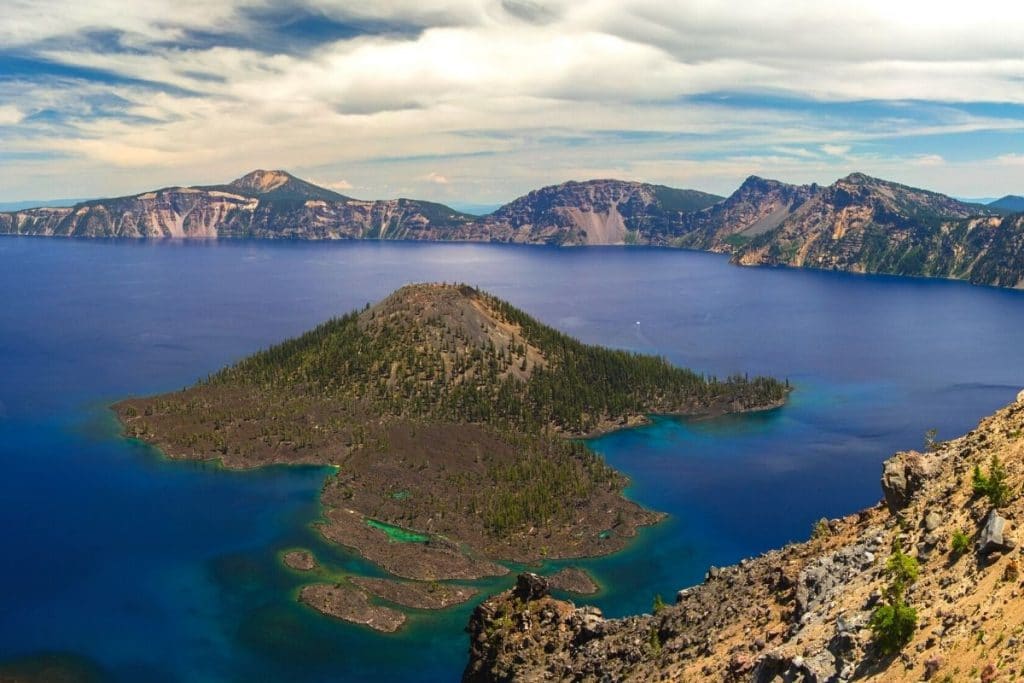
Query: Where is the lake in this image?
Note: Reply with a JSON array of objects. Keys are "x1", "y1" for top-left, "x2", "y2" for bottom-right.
[{"x1": 2, "y1": 237, "x2": 1023, "y2": 682}]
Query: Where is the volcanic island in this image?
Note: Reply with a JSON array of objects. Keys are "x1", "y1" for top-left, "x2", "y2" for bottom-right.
[{"x1": 115, "y1": 283, "x2": 788, "y2": 631}]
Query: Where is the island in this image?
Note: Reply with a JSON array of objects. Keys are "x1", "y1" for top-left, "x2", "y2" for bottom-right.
[{"x1": 115, "y1": 283, "x2": 788, "y2": 629}]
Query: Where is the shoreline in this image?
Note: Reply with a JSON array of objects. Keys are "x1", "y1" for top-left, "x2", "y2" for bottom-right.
[{"x1": 5, "y1": 231, "x2": 1024, "y2": 292}]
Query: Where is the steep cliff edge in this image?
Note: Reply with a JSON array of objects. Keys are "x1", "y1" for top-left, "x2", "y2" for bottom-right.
[
  {"x1": 733, "y1": 173, "x2": 1023, "y2": 288},
  {"x1": 465, "y1": 390, "x2": 1024, "y2": 682},
  {"x1": 0, "y1": 170, "x2": 471, "y2": 239}
]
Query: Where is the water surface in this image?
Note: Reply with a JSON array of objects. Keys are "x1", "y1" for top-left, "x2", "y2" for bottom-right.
[{"x1": 2, "y1": 238, "x2": 1023, "y2": 681}]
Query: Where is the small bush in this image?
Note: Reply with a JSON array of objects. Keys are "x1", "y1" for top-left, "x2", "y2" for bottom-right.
[
  {"x1": 869, "y1": 602, "x2": 918, "y2": 655},
  {"x1": 652, "y1": 594, "x2": 666, "y2": 615},
  {"x1": 972, "y1": 455, "x2": 1012, "y2": 507},
  {"x1": 870, "y1": 541, "x2": 919, "y2": 654},
  {"x1": 646, "y1": 627, "x2": 663, "y2": 656},
  {"x1": 950, "y1": 529, "x2": 971, "y2": 557},
  {"x1": 811, "y1": 518, "x2": 831, "y2": 540},
  {"x1": 885, "y1": 542, "x2": 919, "y2": 587}
]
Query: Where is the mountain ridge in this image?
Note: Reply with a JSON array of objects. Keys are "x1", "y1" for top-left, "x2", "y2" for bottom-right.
[{"x1": 3, "y1": 170, "x2": 1022, "y2": 288}]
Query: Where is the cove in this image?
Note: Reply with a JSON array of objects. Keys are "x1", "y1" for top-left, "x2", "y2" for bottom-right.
[{"x1": 2, "y1": 237, "x2": 1024, "y2": 681}]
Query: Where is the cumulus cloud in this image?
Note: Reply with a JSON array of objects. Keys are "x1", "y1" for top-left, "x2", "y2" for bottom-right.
[{"x1": 0, "y1": 0, "x2": 1022, "y2": 201}]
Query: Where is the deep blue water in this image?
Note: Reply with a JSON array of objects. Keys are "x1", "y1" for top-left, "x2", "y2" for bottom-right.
[{"x1": 2, "y1": 237, "x2": 1024, "y2": 681}]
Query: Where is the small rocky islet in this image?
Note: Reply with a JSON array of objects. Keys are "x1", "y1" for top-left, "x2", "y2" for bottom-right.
[{"x1": 114, "y1": 283, "x2": 788, "y2": 632}]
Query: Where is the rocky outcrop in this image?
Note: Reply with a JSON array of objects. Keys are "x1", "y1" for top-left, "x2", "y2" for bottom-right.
[
  {"x1": 881, "y1": 450, "x2": 941, "y2": 513},
  {"x1": 977, "y1": 509, "x2": 1015, "y2": 556},
  {"x1": 464, "y1": 390, "x2": 1024, "y2": 681},
  {"x1": 0, "y1": 170, "x2": 470, "y2": 239},
  {"x1": 675, "y1": 175, "x2": 818, "y2": 251},
  {"x1": 477, "y1": 179, "x2": 723, "y2": 245},
  {"x1": 733, "y1": 173, "x2": 1024, "y2": 288}
]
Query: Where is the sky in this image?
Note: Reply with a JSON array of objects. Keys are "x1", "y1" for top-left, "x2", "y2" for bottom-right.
[{"x1": 1, "y1": 0, "x2": 1023, "y2": 206}]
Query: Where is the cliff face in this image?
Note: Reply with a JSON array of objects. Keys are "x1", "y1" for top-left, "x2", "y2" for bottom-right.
[
  {"x1": 0, "y1": 171, "x2": 471, "y2": 239},
  {"x1": 475, "y1": 179, "x2": 724, "y2": 246},
  {"x1": 732, "y1": 173, "x2": 1024, "y2": 288},
  {"x1": 4, "y1": 169, "x2": 1022, "y2": 288},
  {"x1": 465, "y1": 391, "x2": 1024, "y2": 682},
  {"x1": 674, "y1": 175, "x2": 819, "y2": 251}
]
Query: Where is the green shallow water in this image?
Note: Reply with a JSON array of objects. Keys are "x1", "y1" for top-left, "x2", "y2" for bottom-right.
[{"x1": 365, "y1": 519, "x2": 431, "y2": 543}]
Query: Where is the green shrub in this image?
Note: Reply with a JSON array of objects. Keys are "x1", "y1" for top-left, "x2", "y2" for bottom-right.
[
  {"x1": 885, "y1": 543, "x2": 919, "y2": 587},
  {"x1": 811, "y1": 518, "x2": 831, "y2": 540},
  {"x1": 870, "y1": 541, "x2": 919, "y2": 654},
  {"x1": 972, "y1": 454, "x2": 1012, "y2": 507},
  {"x1": 950, "y1": 529, "x2": 971, "y2": 557},
  {"x1": 869, "y1": 602, "x2": 919, "y2": 655},
  {"x1": 652, "y1": 594, "x2": 666, "y2": 615},
  {"x1": 646, "y1": 627, "x2": 663, "y2": 656}
]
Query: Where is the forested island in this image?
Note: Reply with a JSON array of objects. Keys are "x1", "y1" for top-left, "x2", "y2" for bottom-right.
[{"x1": 115, "y1": 283, "x2": 788, "y2": 629}]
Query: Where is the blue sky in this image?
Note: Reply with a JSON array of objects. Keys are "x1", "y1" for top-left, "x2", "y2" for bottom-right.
[{"x1": 1, "y1": 0, "x2": 1022, "y2": 204}]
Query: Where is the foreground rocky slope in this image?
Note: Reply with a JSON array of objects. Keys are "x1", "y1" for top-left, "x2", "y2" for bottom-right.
[{"x1": 465, "y1": 390, "x2": 1024, "y2": 682}]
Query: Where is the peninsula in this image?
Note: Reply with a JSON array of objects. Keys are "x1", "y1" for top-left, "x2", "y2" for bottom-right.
[{"x1": 114, "y1": 284, "x2": 788, "y2": 628}]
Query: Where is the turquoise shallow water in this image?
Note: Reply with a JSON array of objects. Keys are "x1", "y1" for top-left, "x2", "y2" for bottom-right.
[{"x1": 2, "y1": 237, "x2": 1024, "y2": 681}]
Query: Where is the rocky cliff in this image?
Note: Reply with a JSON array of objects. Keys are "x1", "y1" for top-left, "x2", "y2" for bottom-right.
[
  {"x1": 731, "y1": 173, "x2": 1024, "y2": 287},
  {"x1": 473, "y1": 179, "x2": 723, "y2": 245},
  {"x1": 464, "y1": 391, "x2": 1024, "y2": 682},
  {"x1": 4, "y1": 169, "x2": 1022, "y2": 288},
  {"x1": 0, "y1": 170, "x2": 472, "y2": 239}
]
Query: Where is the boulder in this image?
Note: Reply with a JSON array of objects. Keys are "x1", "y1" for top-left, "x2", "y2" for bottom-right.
[
  {"x1": 881, "y1": 451, "x2": 937, "y2": 512},
  {"x1": 513, "y1": 572, "x2": 550, "y2": 601},
  {"x1": 977, "y1": 510, "x2": 1015, "y2": 556}
]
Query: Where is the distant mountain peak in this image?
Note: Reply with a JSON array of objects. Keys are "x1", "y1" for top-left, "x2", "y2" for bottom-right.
[
  {"x1": 989, "y1": 195, "x2": 1024, "y2": 214},
  {"x1": 837, "y1": 171, "x2": 875, "y2": 185},
  {"x1": 222, "y1": 169, "x2": 350, "y2": 202},
  {"x1": 229, "y1": 170, "x2": 297, "y2": 194}
]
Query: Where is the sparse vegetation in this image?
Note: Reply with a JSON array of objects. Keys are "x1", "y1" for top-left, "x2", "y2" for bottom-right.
[
  {"x1": 652, "y1": 594, "x2": 666, "y2": 615},
  {"x1": 869, "y1": 541, "x2": 919, "y2": 655},
  {"x1": 950, "y1": 529, "x2": 971, "y2": 558},
  {"x1": 972, "y1": 454, "x2": 1012, "y2": 507},
  {"x1": 811, "y1": 517, "x2": 831, "y2": 540}
]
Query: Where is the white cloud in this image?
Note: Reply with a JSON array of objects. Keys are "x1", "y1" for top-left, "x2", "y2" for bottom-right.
[
  {"x1": 0, "y1": 106, "x2": 23, "y2": 125},
  {"x1": 821, "y1": 145, "x2": 850, "y2": 156},
  {"x1": 1, "y1": 1, "x2": 1023, "y2": 201}
]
